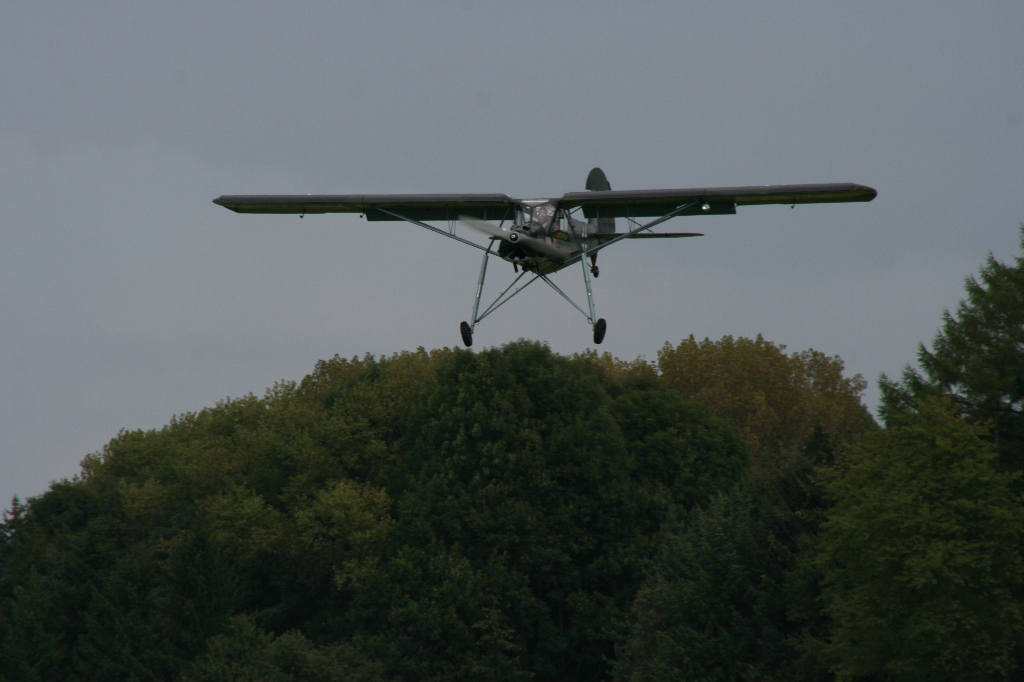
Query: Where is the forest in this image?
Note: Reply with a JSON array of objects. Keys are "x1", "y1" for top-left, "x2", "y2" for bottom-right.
[{"x1": 2, "y1": 230, "x2": 1023, "y2": 682}]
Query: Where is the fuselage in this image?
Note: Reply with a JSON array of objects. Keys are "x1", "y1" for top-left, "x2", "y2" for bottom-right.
[{"x1": 495, "y1": 200, "x2": 603, "y2": 274}]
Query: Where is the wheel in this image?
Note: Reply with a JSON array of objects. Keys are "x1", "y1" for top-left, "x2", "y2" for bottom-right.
[
  {"x1": 460, "y1": 321, "x2": 473, "y2": 347},
  {"x1": 593, "y1": 318, "x2": 607, "y2": 344}
]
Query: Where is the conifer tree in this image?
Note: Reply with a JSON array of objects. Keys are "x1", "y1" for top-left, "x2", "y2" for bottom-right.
[
  {"x1": 803, "y1": 397, "x2": 1024, "y2": 681},
  {"x1": 881, "y1": 226, "x2": 1024, "y2": 468}
]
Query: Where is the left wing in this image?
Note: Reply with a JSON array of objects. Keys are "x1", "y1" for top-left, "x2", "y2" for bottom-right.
[
  {"x1": 560, "y1": 183, "x2": 877, "y2": 220},
  {"x1": 213, "y1": 193, "x2": 516, "y2": 223}
]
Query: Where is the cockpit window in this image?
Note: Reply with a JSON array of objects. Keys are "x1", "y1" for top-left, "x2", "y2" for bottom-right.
[
  {"x1": 518, "y1": 202, "x2": 556, "y2": 229},
  {"x1": 533, "y1": 205, "x2": 553, "y2": 229}
]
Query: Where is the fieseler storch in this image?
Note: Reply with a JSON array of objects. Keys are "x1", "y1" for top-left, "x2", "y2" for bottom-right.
[{"x1": 214, "y1": 168, "x2": 876, "y2": 346}]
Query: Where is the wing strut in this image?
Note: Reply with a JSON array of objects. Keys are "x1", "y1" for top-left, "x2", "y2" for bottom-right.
[
  {"x1": 373, "y1": 207, "x2": 492, "y2": 253},
  {"x1": 466, "y1": 259, "x2": 539, "y2": 331},
  {"x1": 581, "y1": 201, "x2": 699, "y2": 258}
]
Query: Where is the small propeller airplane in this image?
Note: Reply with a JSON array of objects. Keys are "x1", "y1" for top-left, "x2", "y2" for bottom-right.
[{"x1": 214, "y1": 169, "x2": 876, "y2": 346}]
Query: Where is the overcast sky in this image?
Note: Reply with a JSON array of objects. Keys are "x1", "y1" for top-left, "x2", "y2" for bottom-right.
[{"x1": 2, "y1": 2, "x2": 1022, "y2": 509}]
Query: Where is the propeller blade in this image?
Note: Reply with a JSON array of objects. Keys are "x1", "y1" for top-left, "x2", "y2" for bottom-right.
[
  {"x1": 459, "y1": 216, "x2": 572, "y2": 262},
  {"x1": 459, "y1": 216, "x2": 506, "y2": 239},
  {"x1": 518, "y1": 234, "x2": 572, "y2": 261}
]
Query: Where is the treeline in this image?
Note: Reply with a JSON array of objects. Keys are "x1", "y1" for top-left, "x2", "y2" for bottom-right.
[{"x1": 2, "y1": 231, "x2": 1023, "y2": 681}]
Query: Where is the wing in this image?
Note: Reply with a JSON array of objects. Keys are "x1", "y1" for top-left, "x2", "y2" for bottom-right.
[
  {"x1": 560, "y1": 183, "x2": 877, "y2": 219},
  {"x1": 213, "y1": 193, "x2": 516, "y2": 222}
]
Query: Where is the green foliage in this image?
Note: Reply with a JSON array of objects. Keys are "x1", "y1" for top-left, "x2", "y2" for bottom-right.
[
  {"x1": 658, "y1": 335, "x2": 870, "y2": 463},
  {"x1": 615, "y1": 450, "x2": 829, "y2": 682},
  {"x1": 0, "y1": 355, "x2": 408, "y2": 680},
  {"x1": 881, "y1": 226, "x2": 1024, "y2": 468},
  {"x1": 0, "y1": 477, "x2": 243, "y2": 681},
  {"x1": 181, "y1": 614, "x2": 384, "y2": 682},
  {"x1": 15, "y1": 233, "x2": 1023, "y2": 681},
  {"x1": 375, "y1": 342, "x2": 749, "y2": 680},
  {"x1": 803, "y1": 397, "x2": 1024, "y2": 681},
  {"x1": 0, "y1": 341, "x2": 754, "y2": 682}
]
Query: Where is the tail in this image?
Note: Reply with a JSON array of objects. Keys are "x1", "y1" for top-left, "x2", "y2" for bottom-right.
[{"x1": 586, "y1": 168, "x2": 615, "y2": 234}]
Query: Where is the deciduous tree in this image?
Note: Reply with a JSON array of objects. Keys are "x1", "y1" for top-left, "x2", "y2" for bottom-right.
[{"x1": 658, "y1": 335, "x2": 870, "y2": 462}]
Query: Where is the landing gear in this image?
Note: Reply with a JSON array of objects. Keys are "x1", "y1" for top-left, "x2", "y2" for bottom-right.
[
  {"x1": 462, "y1": 239, "x2": 607, "y2": 345},
  {"x1": 590, "y1": 264, "x2": 600, "y2": 278}
]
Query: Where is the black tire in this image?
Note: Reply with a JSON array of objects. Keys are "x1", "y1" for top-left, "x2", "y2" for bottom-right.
[
  {"x1": 593, "y1": 318, "x2": 607, "y2": 344},
  {"x1": 460, "y1": 321, "x2": 473, "y2": 347}
]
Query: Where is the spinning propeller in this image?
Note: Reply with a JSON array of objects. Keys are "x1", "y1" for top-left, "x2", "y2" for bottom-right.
[{"x1": 459, "y1": 216, "x2": 573, "y2": 261}]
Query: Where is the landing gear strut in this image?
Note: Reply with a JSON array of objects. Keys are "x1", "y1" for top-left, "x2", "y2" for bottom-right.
[{"x1": 461, "y1": 236, "x2": 613, "y2": 345}]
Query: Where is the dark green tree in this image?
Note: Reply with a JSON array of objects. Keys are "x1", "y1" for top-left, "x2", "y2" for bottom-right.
[
  {"x1": 881, "y1": 226, "x2": 1024, "y2": 469},
  {"x1": 1, "y1": 342, "x2": 751, "y2": 682},
  {"x1": 801, "y1": 397, "x2": 1024, "y2": 681},
  {"x1": 367, "y1": 341, "x2": 749, "y2": 681},
  {"x1": 181, "y1": 614, "x2": 384, "y2": 682},
  {"x1": 615, "y1": 449, "x2": 829, "y2": 682}
]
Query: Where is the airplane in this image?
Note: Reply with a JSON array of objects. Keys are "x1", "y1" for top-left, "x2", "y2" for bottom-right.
[{"x1": 214, "y1": 168, "x2": 876, "y2": 347}]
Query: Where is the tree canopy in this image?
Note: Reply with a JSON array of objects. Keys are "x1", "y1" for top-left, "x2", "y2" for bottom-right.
[
  {"x1": 4, "y1": 221, "x2": 1023, "y2": 682},
  {"x1": 658, "y1": 334, "x2": 870, "y2": 462},
  {"x1": 0, "y1": 341, "x2": 757, "y2": 681},
  {"x1": 804, "y1": 397, "x2": 1024, "y2": 681}
]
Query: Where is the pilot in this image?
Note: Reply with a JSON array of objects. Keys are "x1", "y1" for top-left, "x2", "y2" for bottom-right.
[
  {"x1": 526, "y1": 206, "x2": 554, "y2": 239},
  {"x1": 534, "y1": 206, "x2": 552, "y2": 230}
]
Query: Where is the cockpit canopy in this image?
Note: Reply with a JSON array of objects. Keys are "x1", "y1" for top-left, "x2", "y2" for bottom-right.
[{"x1": 517, "y1": 200, "x2": 558, "y2": 236}]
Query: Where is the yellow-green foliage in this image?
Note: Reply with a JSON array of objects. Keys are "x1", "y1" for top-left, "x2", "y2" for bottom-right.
[{"x1": 659, "y1": 334, "x2": 869, "y2": 461}]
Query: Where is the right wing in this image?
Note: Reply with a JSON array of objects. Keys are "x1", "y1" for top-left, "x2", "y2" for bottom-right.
[
  {"x1": 213, "y1": 193, "x2": 516, "y2": 223},
  {"x1": 560, "y1": 183, "x2": 877, "y2": 219}
]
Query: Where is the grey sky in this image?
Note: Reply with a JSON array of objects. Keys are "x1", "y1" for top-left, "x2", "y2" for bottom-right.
[{"x1": 2, "y1": 2, "x2": 1022, "y2": 509}]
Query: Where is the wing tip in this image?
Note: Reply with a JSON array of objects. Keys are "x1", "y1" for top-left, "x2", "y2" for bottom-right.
[{"x1": 856, "y1": 184, "x2": 878, "y2": 201}]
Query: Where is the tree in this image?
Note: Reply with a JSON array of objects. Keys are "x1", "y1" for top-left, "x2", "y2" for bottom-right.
[
  {"x1": 1, "y1": 341, "x2": 751, "y2": 682},
  {"x1": 881, "y1": 226, "x2": 1024, "y2": 469},
  {"x1": 615, "y1": 448, "x2": 830, "y2": 682},
  {"x1": 181, "y1": 614, "x2": 384, "y2": 682},
  {"x1": 802, "y1": 397, "x2": 1024, "y2": 681},
  {"x1": 370, "y1": 341, "x2": 748, "y2": 681},
  {"x1": 658, "y1": 335, "x2": 870, "y2": 463}
]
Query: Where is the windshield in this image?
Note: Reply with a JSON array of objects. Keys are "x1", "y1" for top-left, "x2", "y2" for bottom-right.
[{"x1": 519, "y1": 202, "x2": 557, "y2": 232}]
